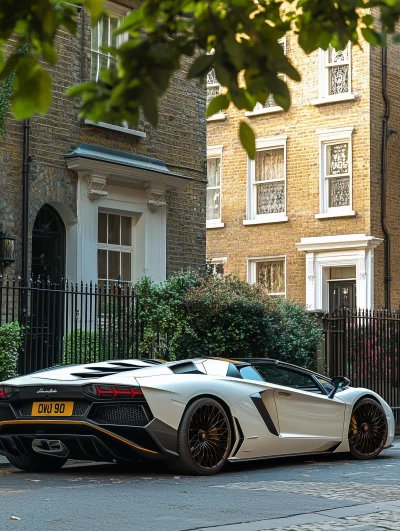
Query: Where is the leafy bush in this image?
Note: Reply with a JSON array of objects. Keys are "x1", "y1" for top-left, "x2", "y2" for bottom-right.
[
  {"x1": 135, "y1": 271, "x2": 323, "y2": 368},
  {"x1": 0, "y1": 322, "x2": 24, "y2": 381},
  {"x1": 134, "y1": 270, "x2": 200, "y2": 361},
  {"x1": 62, "y1": 329, "x2": 113, "y2": 365}
]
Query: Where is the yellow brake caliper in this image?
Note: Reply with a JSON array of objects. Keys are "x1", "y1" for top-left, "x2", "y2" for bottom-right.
[{"x1": 350, "y1": 415, "x2": 358, "y2": 436}]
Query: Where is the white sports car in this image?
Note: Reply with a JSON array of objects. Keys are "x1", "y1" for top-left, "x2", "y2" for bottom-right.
[{"x1": 0, "y1": 358, "x2": 395, "y2": 475}]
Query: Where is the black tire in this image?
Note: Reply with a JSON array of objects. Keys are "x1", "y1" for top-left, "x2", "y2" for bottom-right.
[
  {"x1": 168, "y1": 397, "x2": 232, "y2": 476},
  {"x1": 6, "y1": 453, "x2": 67, "y2": 472},
  {"x1": 348, "y1": 398, "x2": 388, "y2": 460}
]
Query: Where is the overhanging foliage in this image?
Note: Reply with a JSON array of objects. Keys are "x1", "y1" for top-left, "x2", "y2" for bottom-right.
[{"x1": 1, "y1": 1, "x2": 400, "y2": 154}]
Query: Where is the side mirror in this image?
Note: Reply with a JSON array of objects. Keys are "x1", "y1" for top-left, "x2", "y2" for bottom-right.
[{"x1": 328, "y1": 376, "x2": 351, "y2": 399}]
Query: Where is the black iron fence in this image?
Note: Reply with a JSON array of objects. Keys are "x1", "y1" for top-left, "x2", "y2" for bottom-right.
[
  {"x1": 2, "y1": 277, "x2": 400, "y2": 423},
  {"x1": 0, "y1": 277, "x2": 142, "y2": 374},
  {"x1": 323, "y1": 309, "x2": 400, "y2": 424}
]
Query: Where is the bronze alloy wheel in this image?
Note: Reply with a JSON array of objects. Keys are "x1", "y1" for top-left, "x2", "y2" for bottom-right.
[
  {"x1": 349, "y1": 398, "x2": 388, "y2": 460},
  {"x1": 187, "y1": 401, "x2": 230, "y2": 471}
]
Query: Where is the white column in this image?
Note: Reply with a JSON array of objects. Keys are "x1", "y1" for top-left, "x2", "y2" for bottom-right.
[
  {"x1": 356, "y1": 250, "x2": 367, "y2": 310},
  {"x1": 77, "y1": 171, "x2": 108, "y2": 284},
  {"x1": 144, "y1": 184, "x2": 167, "y2": 282},
  {"x1": 305, "y1": 252, "x2": 316, "y2": 310}
]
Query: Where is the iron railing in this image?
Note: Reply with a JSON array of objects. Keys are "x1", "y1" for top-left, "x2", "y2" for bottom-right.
[
  {"x1": 324, "y1": 309, "x2": 400, "y2": 424},
  {"x1": 0, "y1": 277, "x2": 142, "y2": 374}
]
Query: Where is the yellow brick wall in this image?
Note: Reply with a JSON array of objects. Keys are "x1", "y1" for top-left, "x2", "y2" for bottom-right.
[
  {"x1": 207, "y1": 35, "x2": 373, "y2": 305},
  {"x1": 370, "y1": 36, "x2": 400, "y2": 310}
]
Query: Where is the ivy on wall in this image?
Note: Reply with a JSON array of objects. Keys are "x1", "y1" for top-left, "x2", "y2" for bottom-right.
[
  {"x1": 0, "y1": 70, "x2": 17, "y2": 139},
  {"x1": 0, "y1": 44, "x2": 29, "y2": 139}
]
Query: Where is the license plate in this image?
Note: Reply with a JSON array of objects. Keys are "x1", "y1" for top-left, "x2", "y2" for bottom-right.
[{"x1": 32, "y1": 402, "x2": 74, "y2": 417}]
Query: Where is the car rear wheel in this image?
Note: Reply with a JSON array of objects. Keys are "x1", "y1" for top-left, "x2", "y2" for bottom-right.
[
  {"x1": 6, "y1": 453, "x2": 67, "y2": 472},
  {"x1": 348, "y1": 398, "x2": 388, "y2": 460},
  {"x1": 169, "y1": 397, "x2": 232, "y2": 476}
]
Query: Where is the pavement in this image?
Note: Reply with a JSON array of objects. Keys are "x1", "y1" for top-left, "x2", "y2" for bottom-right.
[{"x1": 0, "y1": 440, "x2": 400, "y2": 530}]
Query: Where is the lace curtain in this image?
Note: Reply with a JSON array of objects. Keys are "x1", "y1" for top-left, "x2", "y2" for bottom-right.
[
  {"x1": 256, "y1": 261, "x2": 285, "y2": 294},
  {"x1": 255, "y1": 149, "x2": 285, "y2": 215}
]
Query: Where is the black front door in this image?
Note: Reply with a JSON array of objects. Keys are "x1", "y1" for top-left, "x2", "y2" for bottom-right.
[
  {"x1": 329, "y1": 280, "x2": 356, "y2": 311},
  {"x1": 32, "y1": 204, "x2": 65, "y2": 284},
  {"x1": 24, "y1": 205, "x2": 66, "y2": 372}
]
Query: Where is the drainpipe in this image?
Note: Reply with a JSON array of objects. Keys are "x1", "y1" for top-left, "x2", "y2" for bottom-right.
[
  {"x1": 381, "y1": 45, "x2": 396, "y2": 311},
  {"x1": 21, "y1": 118, "x2": 30, "y2": 285}
]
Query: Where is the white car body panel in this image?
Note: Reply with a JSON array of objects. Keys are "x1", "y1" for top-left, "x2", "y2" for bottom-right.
[
  {"x1": 134, "y1": 375, "x2": 271, "y2": 431},
  {"x1": 272, "y1": 385, "x2": 346, "y2": 438}
]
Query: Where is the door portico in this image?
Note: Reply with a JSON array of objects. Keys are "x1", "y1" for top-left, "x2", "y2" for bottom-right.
[{"x1": 296, "y1": 234, "x2": 383, "y2": 311}]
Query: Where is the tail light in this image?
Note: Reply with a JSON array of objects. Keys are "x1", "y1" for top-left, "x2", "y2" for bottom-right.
[
  {"x1": 0, "y1": 386, "x2": 20, "y2": 399},
  {"x1": 82, "y1": 384, "x2": 143, "y2": 399}
]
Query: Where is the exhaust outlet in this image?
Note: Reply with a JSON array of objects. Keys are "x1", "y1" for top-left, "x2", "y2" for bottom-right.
[{"x1": 32, "y1": 439, "x2": 69, "y2": 458}]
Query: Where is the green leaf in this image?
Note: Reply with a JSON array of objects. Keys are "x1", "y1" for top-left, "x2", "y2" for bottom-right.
[
  {"x1": 361, "y1": 28, "x2": 382, "y2": 46},
  {"x1": 114, "y1": 8, "x2": 143, "y2": 35},
  {"x1": 41, "y1": 42, "x2": 58, "y2": 64},
  {"x1": 66, "y1": 81, "x2": 97, "y2": 97},
  {"x1": 239, "y1": 121, "x2": 256, "y2": 159},
  {"x1": 11, "y1": 59, "x2": 52, "y2": 119},
  {"x1": 363, "y1": 15, "x2": 374, "y2": 26},
  {"x1": 206, "y1": 94, "x2": 229, "y2": 118},
  {"x1": 140, "y1": 90, "x2": 159, "y2": 125},
  {"x1": 11, "y1": 90, "x2": 36, "y2": 119},
  {"x1": 187, "y1": 54, "x2": 214, "y2": 79},
  {"x1": 35, "y1": 69, "x2": 52, "y2": 114},
  {"x1": 0, "y1": 53, "x2": 22, "y2": 80},
  {"x1": 84, "y1": 0, "x2": 105, "y2": 24},
  {"x1": 230, "y1": 89, "x2": 257, "y2": 111}
]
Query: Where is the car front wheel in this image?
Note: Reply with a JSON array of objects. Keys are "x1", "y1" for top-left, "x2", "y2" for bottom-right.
[
  {"x1": 169, "y1": 397, "x2": 232, "y2": 476},
  {"x1": 348, "y1": 398, "x2": 388, "y2": 460}
]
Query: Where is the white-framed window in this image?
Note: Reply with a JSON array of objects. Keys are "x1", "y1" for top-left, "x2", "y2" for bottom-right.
[
  {"x1": 244, "y1": 136, "x2": 288, "y2": 225},
  {"x1": 90, "y1": 2, "x2": 143, "y2": 134},
  {"x1": 313, "y1": 43, "x2": 355, "y2": 105},
  {"x1": 206, "y1": 69, "x2": 220, "y2": 106},
  {"x1": 248, "y1": 256, "x2": 286, "y2": 297},
  {"x1": 246, "y1": 38, "x2": 286, "y2": 117},
  {"x1": 207, "y1": 145, "x2": 224, "y2": 228},
  {"x1": 97, "y1": 211, "x2": 134, "y2": 287},
  {"x1": 91, "y1": 2, "x2": 129, "y2": 82},
  {"x1": 208, "y1": 257, "x2": 227, "y2": 276},
  {"x1": 206, "y1": 68, "x2": 226, "y2": 121},
  {"x1": 316, "y1": 127, "x2": 355, "y2": 218}
]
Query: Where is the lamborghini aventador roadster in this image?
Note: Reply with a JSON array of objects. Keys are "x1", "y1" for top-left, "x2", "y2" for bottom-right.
[{"x1": 0, "y1": 357, "x2": 395, "y2": 475}]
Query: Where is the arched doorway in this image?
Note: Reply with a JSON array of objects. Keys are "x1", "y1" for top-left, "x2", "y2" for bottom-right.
[
  {"x1": 32, "y1": 204, "x2": 66, "y2": 285},
  {"x1": 23, "y1": 205, "x2": 66, "y2": 372}
]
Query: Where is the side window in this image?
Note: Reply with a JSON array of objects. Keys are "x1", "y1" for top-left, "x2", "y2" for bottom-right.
[
  {"x1": 316, "y1": 377, "x2": 335, "y2": 395},
  {"x1": 255, "y1": 365, "x2": 321, "y2": 394},
  {"x1": 239, "y1": 366, "x2": 264, "y2": 382}
]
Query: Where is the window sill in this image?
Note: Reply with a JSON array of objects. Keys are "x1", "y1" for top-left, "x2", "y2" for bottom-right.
[
  {"x1": 243, "y1": 215, "x2": 288, "y2": 226},
  {"x1": 207, "y1": 221, "x2": 225, "y2": 229},
  {"x1": 311, "y1": 94, "x2": 357, "y2": 106},
  {"x1": 315, "y1": 210, "x2": 356, "y2": 219},
  {"x1": 207, "y1": 113, "x2": 226, "y2": 122},
  {"x1": 245, "y1": 106, "x2": 283, "y2": 117},
  {"x1": 84, "y1": 119, "x2": 146, "y2": 138}
]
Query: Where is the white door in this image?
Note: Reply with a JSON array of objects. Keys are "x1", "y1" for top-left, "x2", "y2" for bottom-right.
[
  {"x1": 273, "y1": 387, "x2": 345, "y2": 438},
  {"x1": 255, "y1": 364, "x2": 346, "y2": 451}
]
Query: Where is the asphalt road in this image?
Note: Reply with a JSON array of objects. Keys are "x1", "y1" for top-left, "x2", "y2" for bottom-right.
[{"x1": 1, "y1": 441, "x2": 400, "y2": 531}]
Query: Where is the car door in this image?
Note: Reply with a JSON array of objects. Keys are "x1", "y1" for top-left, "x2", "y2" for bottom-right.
[{"x1": 255, "y1": 364, "x2": 346, "y2": 441}]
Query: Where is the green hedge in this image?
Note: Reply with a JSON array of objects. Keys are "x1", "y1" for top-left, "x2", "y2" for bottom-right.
[
  {"x1": 0, "y1": 322, "x2": 23, "y2": 381},
  {"x1": 135, "y1": 270, "x2": 323, "y2": 368},
  {"x1": 62, "y1": 329, "x2": 115, "y2": 365}
]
